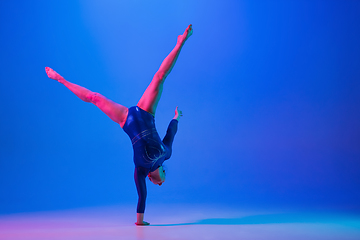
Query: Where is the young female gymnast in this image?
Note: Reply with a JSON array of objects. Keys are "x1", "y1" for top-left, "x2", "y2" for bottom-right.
[{"x1": 45, "y1": 24, "x2": 193, "y2": 225}]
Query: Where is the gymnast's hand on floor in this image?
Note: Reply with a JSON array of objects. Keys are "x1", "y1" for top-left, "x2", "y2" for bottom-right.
[
  {"x1": 45, "y1": 67, "x2": 64, "y2": 82},
  {"x1": 136, "y1": 213, "x2": 150, "y2": 226},
  {"x1": 177, "y1": 24, "x2": 193, "y2": 45},
  {"x1": 174, "y1": 106, "x2": 183, "y2": 121},
  {"x1": 135, "y1": 221, "x2": 150, "y2": 226}
]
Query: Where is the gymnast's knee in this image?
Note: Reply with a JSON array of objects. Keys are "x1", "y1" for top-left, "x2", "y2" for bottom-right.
[{"x1": 85, "y1": 92, "x2": 101, "y2": 104}]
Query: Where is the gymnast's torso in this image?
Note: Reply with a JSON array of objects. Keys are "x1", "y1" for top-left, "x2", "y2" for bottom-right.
[{"x1": 123, "y1": 106, "x2": 167, "y2": 172}]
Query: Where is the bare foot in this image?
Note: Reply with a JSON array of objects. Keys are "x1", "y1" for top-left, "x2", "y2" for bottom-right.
[
  {"x1": 135, "y1": 221, "x2": 150, "y2": 226},
  {"x1": 45, "y1": 67, "x2": 64, "y2": 82},
  {"x1": 174, "y1": 106, "x2": 183, "y2": 121},
  {"x1": 177, "y1": 24, "x2": 193, "y2": 45}
]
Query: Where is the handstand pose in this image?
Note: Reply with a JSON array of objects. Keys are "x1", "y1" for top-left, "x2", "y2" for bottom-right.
[{"x1": 45, "y1": 24, "x2": 193, "y2": 225}]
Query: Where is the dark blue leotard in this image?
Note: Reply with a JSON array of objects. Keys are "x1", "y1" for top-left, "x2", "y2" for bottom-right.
[{"x1": 123, "y1": 106, "x2": 178, "y2": 213}]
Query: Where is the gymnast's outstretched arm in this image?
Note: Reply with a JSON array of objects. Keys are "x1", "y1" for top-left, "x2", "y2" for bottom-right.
[{"x1": 45, "y1": 67, "x2": 128, "y2": 127}]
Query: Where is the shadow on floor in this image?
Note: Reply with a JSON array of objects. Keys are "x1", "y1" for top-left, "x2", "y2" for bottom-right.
[{"x1": 151, "y1": 213, "x2": 359, "y2": 227}]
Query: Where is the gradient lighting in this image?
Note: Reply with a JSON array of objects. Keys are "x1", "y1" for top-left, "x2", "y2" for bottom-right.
[{"x1": 0, "y1": 0, "x2": 359, "y2": 227}]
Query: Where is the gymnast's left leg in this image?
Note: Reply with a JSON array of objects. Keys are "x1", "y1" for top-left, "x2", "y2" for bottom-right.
[{"x1": 137, "y1": 24, "x2": 193, "y2": 115}]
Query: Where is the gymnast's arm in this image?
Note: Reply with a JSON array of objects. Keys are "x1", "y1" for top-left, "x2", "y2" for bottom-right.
[{"x1": 134, "y1": 166, "x2": 150, "y2": 225}]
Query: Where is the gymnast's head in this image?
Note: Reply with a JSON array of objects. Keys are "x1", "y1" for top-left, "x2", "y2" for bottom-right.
[{"x1": 148, "y1": 166, "x2": 166, "y2": 186}]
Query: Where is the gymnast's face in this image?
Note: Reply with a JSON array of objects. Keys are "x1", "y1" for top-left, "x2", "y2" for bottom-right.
[{"x1": 148, "y1": 166, "x2": 166, "y2": 186}]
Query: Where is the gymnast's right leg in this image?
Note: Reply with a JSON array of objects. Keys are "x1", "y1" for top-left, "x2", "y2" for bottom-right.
[{"x1": 45, "y1": 67, "x2": 128, "y2": 127}]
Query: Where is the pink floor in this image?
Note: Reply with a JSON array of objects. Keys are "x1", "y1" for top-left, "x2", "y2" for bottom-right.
[{"x1": 1, "y1": 204, "x2": 359, "y2": 240}]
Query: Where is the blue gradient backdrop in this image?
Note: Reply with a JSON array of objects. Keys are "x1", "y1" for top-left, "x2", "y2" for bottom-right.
[{"x1": 1, "y1": 0, "x2": 359, "y2": 214}]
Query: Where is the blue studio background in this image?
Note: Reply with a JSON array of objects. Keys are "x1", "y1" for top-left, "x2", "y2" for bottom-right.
[{"x1": 0, "y1": 0, "x2": 359, "y2": 214}]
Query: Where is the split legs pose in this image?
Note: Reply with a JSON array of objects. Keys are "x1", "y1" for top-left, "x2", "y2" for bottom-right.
[
  {"x1": 45, "y1": 24, "x2": 191, "y2": 125},
  {"x1": 45, "y1": 24, "x2": 192, "y2": 225}
]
